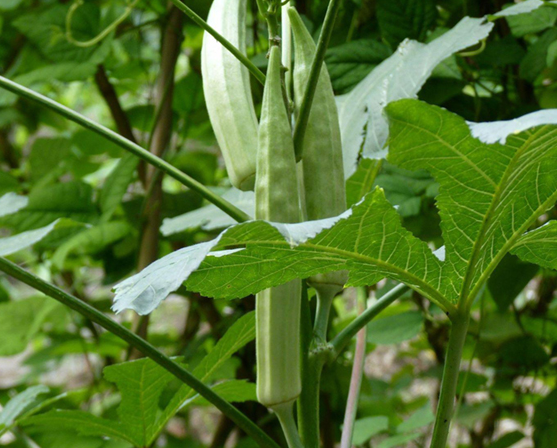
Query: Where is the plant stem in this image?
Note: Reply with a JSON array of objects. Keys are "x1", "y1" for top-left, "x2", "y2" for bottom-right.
[
  {"x1": 297, "y1": 351, "x2": 325, "y2": 448},
  {"x1": 293, "y1": 0, "x2": 343, "y2": 161},
  {"x1": 0, "y1": 75, "x2": 251, "y2": 224},
  {"x1": 168, "y1": 0, "x2": 265, "y2": 85},
  {"x1": 430, "y1": 310, "x2": 470, "y2": 448},
  {"x1": 330, "y1": 283, "x2": 409, "y2": 358},
  {"x1": 339, "y1": 287, "x2": 367, "y2": 448},
  {"x1": 313, "y1": 285, "x2": 339, "y2": 341},
  {"x1": 0, "y1": 257, "x2": 280, "y2": 448},
  {"x1": 273, "y1": 402, "x2": 304, "y2": 448}
]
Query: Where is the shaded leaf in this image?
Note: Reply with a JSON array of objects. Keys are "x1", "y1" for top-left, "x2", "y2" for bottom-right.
[
  {"x1": 511, "y1": 221, "x2": 557, "y2": 270},
  {"x1": 377, "y1": 0, "x2": 437, "y2": 47},
  {"x1": 99, "y1": 154, "x2": 138, "y2": 221}
]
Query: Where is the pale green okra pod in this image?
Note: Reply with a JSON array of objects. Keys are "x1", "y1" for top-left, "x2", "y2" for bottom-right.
[
  {"x1": 201, "y1": 0, "x2": 258, "y2": 191},
  {"x1": 289, "y1": 7, "x2": 348, "y2": 297},
  {"x1": 255, "y1": 45, "x2": 302, "y2": 410}
]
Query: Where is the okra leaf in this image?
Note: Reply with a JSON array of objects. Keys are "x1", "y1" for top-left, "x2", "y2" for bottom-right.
[
  {"x1": 186, "y1": 187, "x2": 447, "y2": 308},
  {"x1": 26, "y1": 312, "x2": 256, "y2": 446},
  {"x1": 161, "y1": 188, "x2": 255, "y2": 236},
  {"x1": 510, "y1": 222, "x2": 557, "y2": 270},
  {"x1": 99, "y1": 154, "x2": 138, "y2": 221},
  {"x1": 0, "y1": 181, "x2": 98, "y2": 232},
  {"x1": 113, "y1": 100, "x2": 557, "y2": 315},
  {"x1": 469, "y1": 109, "x2": 557, "y2": 144},
  {"x1": 23, "y1": 410, "x2": 138, "y2": 446},
  {"x1": 492, "y1": 0, "x2": 547, "y2": 19},
  {"x1": 386, "y1": 99, "x2": 557, "y2": 303},
  {"x1": 0, "y1": 219, "x2": 82, "y2": 257},
  {"x1": 153, "y1": 312, "x2": 255, "y2": 442},
  {"x1": 338, "y1": 16, "x2": 494, "y2": 179},
  {"x1": 0, "y1": 296, "x2": 62, "y2": 356},
  {"x1": 0, "y1": 385, "x2": 49, "y2": 436},
  {"x1": 0, "y1": 192, "x2": 28, "y2": 218},
  {"x1": 51, "y1": 221, "x2": 131, "y2": 269},
  {"x1": 187, "y1": 380, "x2": 256, "y2": 407},
  {"x1": 376, "y1": 0, "x2": 437, "y2": 48}
]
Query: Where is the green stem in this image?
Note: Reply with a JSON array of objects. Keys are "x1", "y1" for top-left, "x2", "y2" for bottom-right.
[
  {"x1": 0, "y1": 257, "x2": 279, "y2": 448},
  {"x1": 168, "y1": 0, "x2": 265, "y2": 85},
  {"x1": 313, "y1": 285, "x2": 338, "y2": 341},
  {"x1": 297, "y1": 284, "x2": 321, "y2": 448},
  {"x1": 430, "y1": 310, "x2": 470, "y2": 448},
  {"x1": 297, "y1": 352, "x2": 325, "y2": 448},
  {"x1": 273, "y1": 402, "x2": 304, "y2": 448},
  {"x1": 0, "y1": 76, "x2": 250, "y2": 223},
  {"x1": 330, "y1": 284, "x2": 408, "y2": 358},
  {"x1": 293, "y1": 0, "x2": 343, "y2": 161},
  {"x1": 66, "y1": 0, "x2": 139, "y2": 48}
]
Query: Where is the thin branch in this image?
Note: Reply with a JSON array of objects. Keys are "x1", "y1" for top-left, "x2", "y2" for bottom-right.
[
  {"x1": 131, "y1": 6, "x2": 184, "y2": 354},
  {"x1": 0, "y1": 256, "x2": 280, "y2": 448},
  {"x1": 94, "y1": 65, "x2": 137, "y2": 143},
  {"x1": 168, "y1": 0, "x2": 266, "y2": 85},
  {"x1": 0, "y1": 75, "x2": 251, "y2": 223},
  {"x1": 330, "y1": 283, "x2": 408, "y2": 358},
  {"x1": 293, "y1": 0, "x2": 343, "y2": 161},
  {"x1": 340, "y1": 287, "x2": 367, "y2": 448}
]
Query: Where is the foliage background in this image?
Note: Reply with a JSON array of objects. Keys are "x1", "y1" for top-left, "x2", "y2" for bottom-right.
[{"x1": 1, "y1": 0, "x2": 557, "y2": 447}]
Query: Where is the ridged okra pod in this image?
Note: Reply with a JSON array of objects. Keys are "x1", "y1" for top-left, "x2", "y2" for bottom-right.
[
  {"x1": 289, "y1": 7, "x2": 347, "y2": 304},
  {"x1": 201, "y1": 0, "x2": 258, "y2": 191},
  {"x1": 255, "y1": 45, "x2": 302, "y2": 409}
]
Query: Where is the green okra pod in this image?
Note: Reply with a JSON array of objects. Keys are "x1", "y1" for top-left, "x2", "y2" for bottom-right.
[
  {"x1": 202, "y1": 0, "x2": 258, "y2": 191},
  {"x1": 255, "y1": 45, "x2": 302, "y2": 409}
]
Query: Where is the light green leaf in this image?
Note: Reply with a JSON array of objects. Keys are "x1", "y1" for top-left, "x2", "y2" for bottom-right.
[
  {"x1": 0, "y1": 296, "x2": 62, "y2": 356},
  {"x1": 338, "y1": 17, "x2": 493, "y2": 178},
  {"x1": 351, "y1": 416, "x2": 389, "y2": 445},
  {"x1": 28, "y1": 312, "x2": 257, "y2": 447},
  {"x1": 188, "y1": 380, "x2": 256, "y2": 406},
  {"x1": 0, "y1": 192, "x2": 28, "y2": 218},
  {"x1": 161, "y1": 188, "x2": 254, "y2": 236},
  {"x1": 493, "y1": 0, "x2": 544, "y2": 19},
  {"x1": 367, "y1": 311, "x2": 424, "y2": 344},
  {"x1": 0, "y1": 219, "x2": 82, "y2": 257},
  {"x1": 505, "y1": 2, "x2": 557, "y2": 36},
  {"x1": 99, "y1": 154, "x2": 138, "y2": 221},
  {"x1": 387, "y1": 99, "x2": 557, "y2": 303},
  {"x1": 345, "y1": 159, "x2": 382, "y2": 207},
  {"x1": 378, "y1": 433, "x2": 421, "y2": 448},
  {"x1": 511, "y1": 221, "x2": 557, "y2": 270},
  {"x1": 115, "y1": 187, "x2": 447, "y2": 313},
  {"x1": 52, "y1": 221, "x2": 131, "y2": 268},
  {"x1": 113, "y1": 100, "x2": 557, "y2": 318},
  {"x1": 0, "y1": 181, "x2": 98, "y2": 232},
  {"x1": 469, "y1": 109, "x2": 557, "y2": 144},
  {"x1": 23, "y1": 410, "x2": 137, "y2": 446},
  {"x1": 0, "y1": 385, "x2": 49, "y2": 436},
  {"x1": 397, "y1": 404, "x2": 434, "y2": 432},
  {"x1": 103, "y1": 359, "x2": 174, "y2": 445},
  {"x1": 154, "y1": 312, "x2": 255, "y2": 442}
]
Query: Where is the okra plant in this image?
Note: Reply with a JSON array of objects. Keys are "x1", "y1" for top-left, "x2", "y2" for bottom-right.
[{"x1": 1, "y1": 0, "x2": 557, "y2": 447}]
